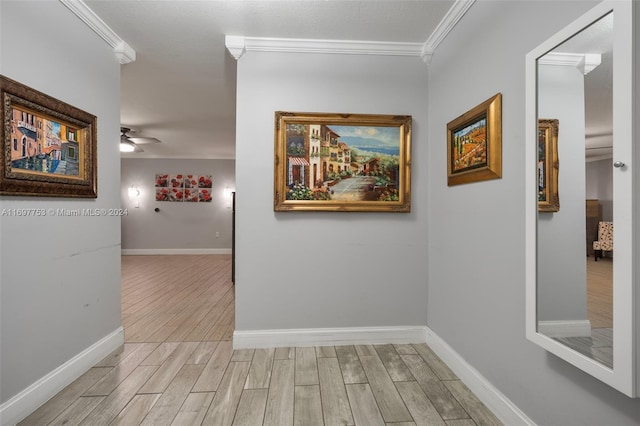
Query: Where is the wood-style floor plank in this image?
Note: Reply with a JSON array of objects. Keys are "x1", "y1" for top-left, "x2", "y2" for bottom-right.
[
  {"x1": 263, "y1": 359, "x2": 295, "y2": 426},
  {"x1": 18, "y1": 368, "x2": 111, "y2": 425},
  {"x1": 83, "y1": 343, "x2": 159, "y2": 396},
  {"x1": 294, "y1": 385, "x2": 323, "y2": 426},
  {"x1": 201, "y1": 361, "x2": 251, "y2": 426},
  {"x1": 192, "y1": 340, "x2": 234, "y2": 392},
  {"x1": 111, "y1": 393, "x2": 161, "y2": 425},
  {"x1": 444, "y1": 380, "x2": 502, "y2": 426},
  {"x1": 318, "y1": 357, "x2": 354, "y2": 425},
  {"x1": 232, "y1": 389, "x2": 269, "y2": 426},
  {"x1": 359, "y1": 355, "x2": 412, "y2": 423},
  {"x1": 412, "y1": 344, "x2": 458, "y2": 381},
  {"x1": 345, "y1": 383, "x2": 385, "y2": 426},
  {"x1": 400, "y1": 355, "x2": 468, "y2": 421},
  {"x1": 78, "y1": 365, "x2": 158, "y2": 425},
  {"x1": 336, "y1": 345, "x2": 368, "y2": 384},
  {"x1": 374, "y1": 344, "x2": 414, "y2": 382},
  {"x1": 295, "y1": 347, "x2": 319, "y2": 386},
  {"x1": 244, "y1": 348, "x2": 275, "y2": 389},
  {"x1": 17, "y1": 255, "x2": 503, "y2": 426},
  {"x1": 171, "y1": 392, "x2": 215, "y2": 426},
  {"x1": 396, "y1": 381, "x2": 446, "y2": 426},
  {"x1": 138, "y1": 341, "x2": 199, "y2": 393},
  {"x1": 140, "y1": 364, "x2": 205, "y2": 425},
  {"x1": 47, "y1": 397, "x2": 105, "y2": 426}
]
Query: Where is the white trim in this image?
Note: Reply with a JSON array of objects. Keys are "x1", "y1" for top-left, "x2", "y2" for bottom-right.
[
  {"x1": 59, "y1": 0, "x2": 135, "y2": 64},
  {"x1": 0, "y1": 327, "x2": 124, "y2": 426},
  {"x1": 424, "y1": 327, "x2": 536, "y2": 426},
  {"x1": 233, "y1": 326, "x2": 427, "y2": 349},
  {"x1": 526, "y1": 0, "x2": 636, "y2": 397},
  {"x1": 121, "y1": 248, "x2": 231, "y2": 255},
  {"x1": 226, "y1": 0, "x2": 475, "y2": 63},
  {"x1": 225, "y1": 36, "x2": 423, "y2": 60},
  {"x1": 536, "y1": 320, "x2": 592, "y2": 338},
  {"x1": 421, "y1": 0, "x2": 476, "y2": 64},
  {"x1": 537, "y1": 52, "x2": 601, "y2": 75},
  {"x1": 121, "y1": 153, "x2": 236, "y2": 160},
  {"x1": 225, "y1": 35, "x2": 246, "y2": 60}
]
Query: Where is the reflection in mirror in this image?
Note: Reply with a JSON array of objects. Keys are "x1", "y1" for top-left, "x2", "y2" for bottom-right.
[{"x1": 536, "y1": 13, "x2": 613, "y2": 368}]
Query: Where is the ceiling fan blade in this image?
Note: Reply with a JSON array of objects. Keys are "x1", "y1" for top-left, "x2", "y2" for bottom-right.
[{"x1": 128, "y1": 137, "x2": 161, "y2": 145}]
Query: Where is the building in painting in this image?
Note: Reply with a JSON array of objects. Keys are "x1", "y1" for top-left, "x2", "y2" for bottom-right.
[
  {"x1": 286, "y1": 123, "x2": 359, "y2": 189},
  {"x1": 308, "y1": 124, "x2": 322, "y2": 187},
  {"x1": 10, "y1": 109, "x2": 40, "y2": 161}
]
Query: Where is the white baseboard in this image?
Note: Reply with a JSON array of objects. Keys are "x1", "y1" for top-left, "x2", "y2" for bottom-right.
[
  {"x1": 0, "y1": 327, "x2": 124, "y2": 426},
  {"x1": 121, "y1": 248, "x2": 231, "y2": 255},
  {"x1": 233, "y1": 326, "x2": 427, "y2": 349},
  {"x1": 424, "y1": 327, "x2": 536, "y2": 426},
  {"x1": 536, "y1": 320, "x2": 592, "y2": 338}
]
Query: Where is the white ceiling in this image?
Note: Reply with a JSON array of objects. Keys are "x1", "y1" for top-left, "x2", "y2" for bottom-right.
[{"x1": 83, "y1": 0, "x2": 457, "y2": 159}]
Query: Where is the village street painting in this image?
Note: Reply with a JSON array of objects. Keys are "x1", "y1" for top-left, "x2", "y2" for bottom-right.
[
  {"x1": 285, "y1": 123, "x2": 402, "y2": 202},
  {"x1": 9, "y1": 106, "x2": 80, "y2": 176},
  {"x1": 451, "y1": 117, "x2": 488, "y2": 174}
]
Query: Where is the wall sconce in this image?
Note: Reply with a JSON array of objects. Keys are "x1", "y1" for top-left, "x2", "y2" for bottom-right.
[
  {"x1": 224, "y1": 185, "x2": 233, "y2": 208},
  {"x1": 128, "y1": 185, "x2": 141, "y2": 208}
]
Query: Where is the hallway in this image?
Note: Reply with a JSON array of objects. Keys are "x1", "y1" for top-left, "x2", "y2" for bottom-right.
[{"x1": 18, "y1": 255, "x2": 500, "y2": 425}]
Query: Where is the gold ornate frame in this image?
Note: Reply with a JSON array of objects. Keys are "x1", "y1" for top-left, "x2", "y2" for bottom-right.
[
  {"x1": 447, "y1": 93, "x2": 502, "y2": 186},
  {"x1": 274, "y1": 111, "x2": 412, "y2": 212},
  {"x1": 1, "y1": 75, "x2": 97, "y2": 198},
  {"x1": 537, "y1": 118, "x2": 559, "y2": 212}
]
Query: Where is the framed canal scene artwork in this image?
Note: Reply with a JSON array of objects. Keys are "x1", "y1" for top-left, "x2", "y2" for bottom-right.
[
  {"x1": 274, "y1": 111, "x2": 412, "y2": 212},
  {"x1": 537, "y1": 118, "x2": 559, "y2": 212},
  {"x1": 0, "y1": 75, "x2": 97, "y2": 197},
  {"x1": 447, "y1": 93, "x2": 502, "y2": 186}
]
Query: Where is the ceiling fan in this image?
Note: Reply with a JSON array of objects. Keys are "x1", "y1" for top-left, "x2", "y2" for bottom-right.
[{"x1": 120, "y1": 127, "x2": 161, "y2": 153}]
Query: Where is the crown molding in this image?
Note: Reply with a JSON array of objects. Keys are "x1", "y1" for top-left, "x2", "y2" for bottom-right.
[
  {"x1": 227, "y1": 0, "x2": 475, "y2": 65},
  {"x1": 59, "y1": 0, "x2": 136, "y2": 64},
  {"x1": 225, "y1": 36, "x2": 423, "y2": 60},
  {"x1": 538, "y1": 52, "x2": 602, "y2": 75},
  {"x1": 421, "y1": 0, "x2": 476, "y2": 64}
]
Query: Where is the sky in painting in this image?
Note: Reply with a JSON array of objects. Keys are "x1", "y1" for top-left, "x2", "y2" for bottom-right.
[
  {"x1": 327, "y1": 125, "x2": 400, "y2": 153},
  {"x1": 51, "y1": 121, "x2": 61, "y2": 138},
  {"x1": 454, "y1": 118, "x2": 486, "y2": 139}
]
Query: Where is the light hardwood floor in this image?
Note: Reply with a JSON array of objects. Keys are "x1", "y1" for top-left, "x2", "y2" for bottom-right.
[
  {"x1": 586, "y1": 256, "x2": 613, "y2": 329},
  {"x1": 19, "y1": 255, "x2": 501, "y2": 426}
]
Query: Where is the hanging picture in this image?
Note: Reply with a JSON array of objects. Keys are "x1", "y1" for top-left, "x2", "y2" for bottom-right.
[
  {"x1": 537, "y1": 118, "x2": 559, "y2": 212},
  {"x1": 155, "y1": 173, "x2": 213, "y2": 202},
  {"x1": 447, "y1": 93, "x2": 502, "y2": 186},
  {"x1": 273, "y1": 111, "x2": 412, "y2": 212},
  {"x1": 0, "y1": 75, "x2": 97, "y2": 197}
]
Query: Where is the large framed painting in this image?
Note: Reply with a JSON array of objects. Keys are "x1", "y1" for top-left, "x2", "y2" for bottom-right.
[
  {"x1": 538, "y1": 118, "x2": 559, "y2": 212},
  {"x1": 0, "y1": 75, "x2": 97, "y2": 197},
  {"x1": 274, "y1": 111, "x2": 412, "y2": 212},
  {"x1": 447, "y1": 93, "x2": 502, "y2": 186}
]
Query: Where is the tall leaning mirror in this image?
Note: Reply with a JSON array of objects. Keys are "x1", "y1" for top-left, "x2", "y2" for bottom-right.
[{"x1": 525, "y1": 0, "x2": 636, "y2": 397}]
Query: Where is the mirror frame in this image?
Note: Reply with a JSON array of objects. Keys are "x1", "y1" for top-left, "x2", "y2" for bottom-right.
[{"x1": 525, "y1": 0, "x2": 636, "y2": 397}]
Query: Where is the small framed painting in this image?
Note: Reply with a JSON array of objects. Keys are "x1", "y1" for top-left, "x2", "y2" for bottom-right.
[
  {"x1": 537, "y1": 118, "x2": 559, "y2": 212},
  {"x1": 447, "y1": 93, "x2": 502, "y2": 186},
  {"x1": 0, "y1": 75, "x2": 97, "y2": 197}
]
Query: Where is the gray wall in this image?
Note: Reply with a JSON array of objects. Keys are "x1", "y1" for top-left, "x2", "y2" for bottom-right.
[
  {"x1": 537, "y1": 64, "x2": 587, "y2": 323},
  {"x1": 0, "y1": 1, "x2": 121, "y2": 405},
  {"x1": 235, "y1": 52, "x2": 428, "y2": 331},
  {"x1": 427, "y1": 1, "x2": 639, "y2": 425},
  {"x1": 121, "y1": 158, "x2": 235, "y2": 251}
]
